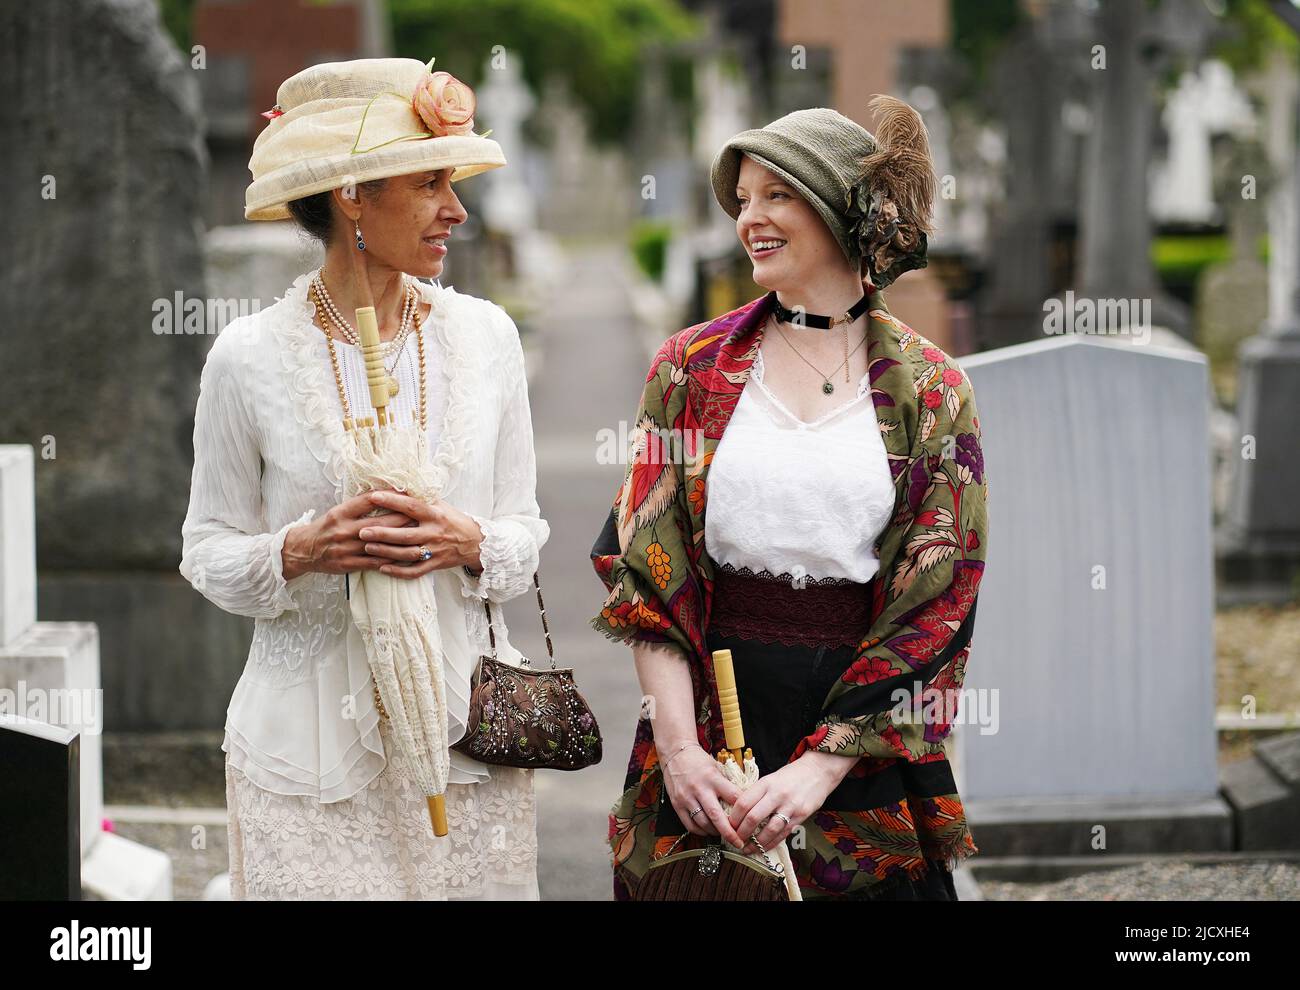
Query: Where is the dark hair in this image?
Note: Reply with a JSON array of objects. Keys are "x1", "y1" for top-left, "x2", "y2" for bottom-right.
[{"x1": 286, "y1": 178, "x2": 388, "y2": 245}]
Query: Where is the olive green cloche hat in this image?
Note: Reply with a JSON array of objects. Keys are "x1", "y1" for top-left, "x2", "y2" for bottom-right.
[{"x1": 710, "y1": 98, "x2": 937, "y2": 289}]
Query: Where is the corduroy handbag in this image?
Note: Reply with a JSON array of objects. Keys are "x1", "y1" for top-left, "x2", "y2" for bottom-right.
[
  {"x1": 450, "y1": 570, "x2": 602, "y2": 770},
  {"x1": 633, "y1": 834, "x2": 790, "y2": 901}
]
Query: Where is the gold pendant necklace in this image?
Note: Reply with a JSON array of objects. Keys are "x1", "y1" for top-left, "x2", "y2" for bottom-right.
[{"x1": 769, "y1": 315, "x2": 866, "y2": 394}]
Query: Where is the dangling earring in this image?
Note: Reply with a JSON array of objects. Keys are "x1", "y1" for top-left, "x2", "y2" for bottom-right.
[{"x1": 354, "y1": 220, "x2": 365, "y2": 252}]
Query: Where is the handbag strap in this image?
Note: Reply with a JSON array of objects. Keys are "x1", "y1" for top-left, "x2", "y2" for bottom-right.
[{"x1": 482, "y1": 570, "x2": 556, "y2": 670}]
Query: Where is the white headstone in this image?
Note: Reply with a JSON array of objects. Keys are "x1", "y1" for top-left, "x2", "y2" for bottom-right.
[
  {"x1": 82, "y1": 831, "x2": 173, "y2": 901},
  {"x1": 1151, "y1": 60, "x2": 1254, "y2": 225},
  {"x1": 0, "y1": 444, "x2": 172, "y2": 896},
  {"x1": 479, "y1": 54, "x2": 537, "y2": 235},
  {"x1": 956, "y1": 335, "x2": 1219, "y2": 803},
  {"x1": 0, "y1": 622, "x2": 103, "y2": 857},
  {"x1": 0, "y1": 446, "x2": 36, "y2": 646}
]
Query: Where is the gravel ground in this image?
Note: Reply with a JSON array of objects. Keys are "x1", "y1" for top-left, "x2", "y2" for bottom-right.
[
  {"x1": 105, "y1": 821, "x2": 230, "y2": 902},
  {"x1": 102, "y1": 817, "x2": 1300, "y2": 902},
  {"x1": 979, "y1": 860, "x2": 1300, "y2": 901},
  {"x1": 1215, "y1": 601, "x2": 1300, "y2": 764}
]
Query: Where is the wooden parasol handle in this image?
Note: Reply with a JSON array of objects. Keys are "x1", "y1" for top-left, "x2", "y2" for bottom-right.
[
  {"x1": 427, "y1": 795, "x2": 449, "y2": 837},
  {"x1": 712, "y1": 649, "x2": 746, "y2": 766},
  {"x1": 348, "y1": 230, "x2": 395, "y2": 424}
]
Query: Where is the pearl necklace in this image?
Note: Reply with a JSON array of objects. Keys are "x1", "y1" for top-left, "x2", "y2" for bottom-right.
[
  {"x1": 311, "y1": 269, "x2": 418, "y2": 369},
  {"x1": 316, "y1": 298, "x2": 428, "y2": 434}
]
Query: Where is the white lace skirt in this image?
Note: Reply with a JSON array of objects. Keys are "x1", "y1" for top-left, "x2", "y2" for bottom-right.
[{"x1": 225, "y1": 714, "x2": 539, "y2": 900}]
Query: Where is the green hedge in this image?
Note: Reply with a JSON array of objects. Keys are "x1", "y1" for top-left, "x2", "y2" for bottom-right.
[
  {"x1": 630, "y1": 221, "x2": 673, "y2": 282},
  {"x1": 1152, "y1": 233, "x2": 1270, "y2": 286}
]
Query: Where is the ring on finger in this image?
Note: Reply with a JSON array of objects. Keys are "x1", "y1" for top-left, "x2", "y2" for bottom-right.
[
  {"x1": 688, "y1": 807, "x2": 704, "y2": 820},
  {"x1": 771, "y1": 812, "x2": 792, "y2": 830},
  {"x1": 417, "y1": 545, "x2": 432, "y2": 561}
]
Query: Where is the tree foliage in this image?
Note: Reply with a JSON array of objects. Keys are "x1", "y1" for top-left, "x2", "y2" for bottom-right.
[
  {"x1": 154, "y1": 0, "x2": 699, "y2": 144},
  {"x1": 388, "y1": 0, "x2": 699, "y2": 143}
]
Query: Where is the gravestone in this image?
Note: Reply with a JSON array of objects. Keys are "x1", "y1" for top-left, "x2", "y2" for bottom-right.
[
  {"x1": 1194, "y1": 137, "x2": 1269, "y2": 398},
  {"x1": 0, "y1": 445, "x2": 171, "y2": 899},
  {"x1": 1074, "y1": 0, "x2": 1218, "y2": 339},
  {"x1": 476, "y1": 53, "x2": 565, "y2": 304},
  {"x1": 0, "y1": 622, "x2": 102, "y2": 861},
  {"x1": 479, "y1": 54, "x2": 538, "y2": 236},
  {"x1": 0, "y1": 0, "x2": 245, "y2": 731},
  {"x1": 1151, "y1": 60, "x2": 1254, "y2": 225},
  {"x1": 0, "y1": 447, "x2": 35, "y2": 647},
  {"x1": 533, "y1": 76, "x2": 635, "y2": 237},
  {"x1": 955, "y1": 335, "x2": 1232, "y2": 856},
  {"x1": 1220, "y1": 10, "x2": 1300, "y2": 601},
  {"x1": 977, "y1": 17, "x2": 1079, "y2": 349},
  {"x1": 0, "y1": 714, "x2": 80, "y2": 900},
  {"x1": 1219, "y1": 732, "x2": 1300, "y2": 851}
]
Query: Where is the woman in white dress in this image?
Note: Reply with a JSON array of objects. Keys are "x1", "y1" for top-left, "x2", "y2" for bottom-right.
[{"x1": 179, "y1": 58, "x2": 549, "y2": 900}]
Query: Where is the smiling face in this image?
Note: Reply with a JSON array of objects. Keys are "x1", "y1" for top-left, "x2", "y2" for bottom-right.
[
  {"x1": 734, "y1": 155, "x2": 845, "y2": 292},
  {"x1": 333, "y1": 167, "x2": 467, "y2": 279}
]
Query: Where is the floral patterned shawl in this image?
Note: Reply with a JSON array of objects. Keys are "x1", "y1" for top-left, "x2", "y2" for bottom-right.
[{"x1": 589, "y1": 287, "x2": 988, "y2": 897}]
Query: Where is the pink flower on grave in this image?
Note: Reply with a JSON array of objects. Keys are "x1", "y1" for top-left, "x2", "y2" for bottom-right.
[{"x1": 413, "y1": 70, "x2": 476, "y2": 137}]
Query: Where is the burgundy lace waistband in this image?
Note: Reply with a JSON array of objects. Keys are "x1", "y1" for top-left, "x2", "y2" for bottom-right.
[{"x1": 707, "y1": 564, "x2": 873, "y2": 649}]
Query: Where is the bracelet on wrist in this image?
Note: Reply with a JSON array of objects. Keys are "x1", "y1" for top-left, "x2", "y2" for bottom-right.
[{"x1": 661, "y1": 742, "x2": 697, "y2": 773}]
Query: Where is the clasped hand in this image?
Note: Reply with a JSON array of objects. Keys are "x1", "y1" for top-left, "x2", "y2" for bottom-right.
[
  {"x1": 359, "y1": 490, "x2": 484, "y2": 578},
  {"x1": 281, "y1": 488, "x2": 484, "y2": 581},
  {"x1": 660, "y1": 745, "x2": 857, "y2": 855}
]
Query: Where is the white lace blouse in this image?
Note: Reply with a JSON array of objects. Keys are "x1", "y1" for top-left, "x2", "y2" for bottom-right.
[
  {"x1": 179, "y1": 270, "x2": 549, "y2": 803},
  {"x1": 704, "y1": 346, "x2": 896, "y2": 584}
]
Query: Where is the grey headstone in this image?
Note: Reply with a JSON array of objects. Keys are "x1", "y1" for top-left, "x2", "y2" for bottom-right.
[
  {"x1": 1256, "y1": 731, "x2": 1300, "y2": 789},
  {"x1": 956, "y1": 333, "x2": 1232, "y2": 855},
  {"x1": 1219, "y1": 750, "x2": 1300, "y2": 851},
  {"x1": 0, "y1": 1, "x2": 225, "y2": 730},
  {"x1": 0, "y1": 0, "x2": 207, "y2": 570}
]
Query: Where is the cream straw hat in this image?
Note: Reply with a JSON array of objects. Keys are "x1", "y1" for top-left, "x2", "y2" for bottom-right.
[{"x1": 245, "y1": 57, "x2": 506, "y2": 221}]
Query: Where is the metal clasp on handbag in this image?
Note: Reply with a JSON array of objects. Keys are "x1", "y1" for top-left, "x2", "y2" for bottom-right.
[
  {"x1": 658, "y1": 833, "x2": 723, "y2": 877},
  {"x1": 698, "y1": 844, "x2": 722, "y2": 877}
]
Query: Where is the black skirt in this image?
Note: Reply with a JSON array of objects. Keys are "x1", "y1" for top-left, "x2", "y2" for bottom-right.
[{"x1": 681, "y1": 562, "x2": 961, "y2": 901}]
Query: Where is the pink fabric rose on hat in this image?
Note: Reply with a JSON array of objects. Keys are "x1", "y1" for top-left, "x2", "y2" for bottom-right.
[{"x1": 413, "y1": 70, "x2": 476, "y2": 137}]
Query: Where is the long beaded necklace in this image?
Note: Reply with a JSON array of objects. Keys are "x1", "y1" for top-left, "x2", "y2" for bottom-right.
[
  {"x1": 312, "y1": 269, "x2": 418, "y2": 378},
  {"x1": 310, "y1": 287, "x2": 427, "y2": 433},
  {"x1": 311, "y1": 288, "x2": 428, "y2": 626}
]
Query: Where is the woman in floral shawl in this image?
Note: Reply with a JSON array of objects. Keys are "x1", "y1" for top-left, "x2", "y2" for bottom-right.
[{"x1": 590, "y1": 101, "x2": 989, "y2": 900}]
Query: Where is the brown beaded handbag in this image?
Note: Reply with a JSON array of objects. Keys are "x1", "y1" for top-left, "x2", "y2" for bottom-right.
[{"x1": 449, "y1": 570, "x2": 603, "y2": 770}]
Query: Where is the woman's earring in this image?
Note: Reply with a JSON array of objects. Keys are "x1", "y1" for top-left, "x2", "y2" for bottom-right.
[{"x1": 354, "y1": 221, "x2": 365, "y2": 252}]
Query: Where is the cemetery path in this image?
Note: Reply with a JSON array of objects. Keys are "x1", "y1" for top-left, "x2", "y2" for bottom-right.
[{"x1": 515, "y1": 242, "x2": 650, "y2": 900}]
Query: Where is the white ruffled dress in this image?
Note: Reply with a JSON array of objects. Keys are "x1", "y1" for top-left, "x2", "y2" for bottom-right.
[{"x1": 180, "y1": 270, "x2": 549, "y2": 899}]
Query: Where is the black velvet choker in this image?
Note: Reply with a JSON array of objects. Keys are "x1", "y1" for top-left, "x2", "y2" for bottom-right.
[{"x1": 770, "y1": 291, "x2": 871, "y2": 329}]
